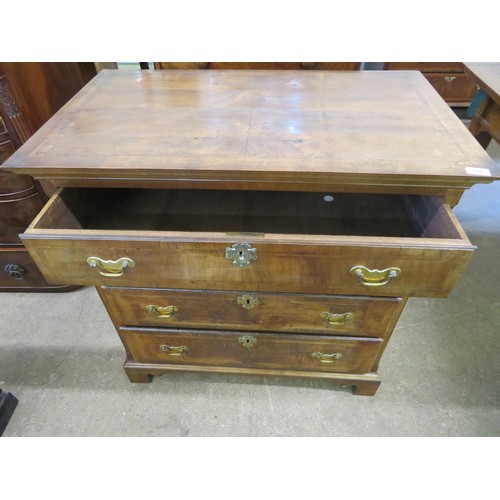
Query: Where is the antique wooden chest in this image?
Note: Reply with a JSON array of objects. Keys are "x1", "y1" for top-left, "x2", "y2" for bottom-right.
[{"x1": 3, "y1": 69, "x2": 498, "y2": 395}]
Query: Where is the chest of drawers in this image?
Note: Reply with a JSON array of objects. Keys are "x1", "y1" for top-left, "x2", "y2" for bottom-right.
[{"x1": 3, "y1": 70, "x2": 498, "y2": 395}]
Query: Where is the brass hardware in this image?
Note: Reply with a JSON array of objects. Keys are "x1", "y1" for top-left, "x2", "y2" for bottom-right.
[
  {"x1": 444, "y1": 76, "x2": 456, "y2": 83},
  {"x1": 225, "y1": 243, "x2": 257, "y2": 268},
  {"x1": 239, "y1": 335, "x2": 257, "y2": 349},
  {"x1": 321, "y1": 311, "x2": 353, "y2": 325},
  {"x1": 4, "y1": 264, "x2": 26, "y2": 280},
  {"x1": 475, "y1": 84, "x2": 481, "y2": 91},
  {"x1": 312, "y1": 352, "x2": 344, "y2": 363},
  {"x1": 226, "y1": 232, "x2": 265, "y2": 237},
  {"x1": 146, "y1": 305, "x2": 179, "y2": 318},
  {"x1": 350, "y1": 265, "x2": 401, "y2": 287},
  {"x1": 159, "y1": 345, "x2": 187, "y2": 356},
  {"x1": 87, "y1": 256, "x2": 135, "y2": 277},
  {"x1": 237, "y1": 294, "x2": 260, "y2": 310}
]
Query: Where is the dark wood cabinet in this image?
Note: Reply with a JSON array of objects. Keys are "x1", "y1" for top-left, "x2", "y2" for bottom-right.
[
  {"x1": 385, "y1": 62, "x2": 477, "y2": 106},
  {"x1": 0, "y1": 63, "x2": 96, "y2": 291}
]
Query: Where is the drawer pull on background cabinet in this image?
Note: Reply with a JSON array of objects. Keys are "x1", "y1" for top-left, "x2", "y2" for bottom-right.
[
  {"x1": 159, "y1": 345, "x2": 187, "y2": 356},
  {"x1": 444, "y1": 76, "x2": 457, "y2": 82},
  {"x1": 350, "y1": 265, "x2": 401, "y2": 287},
  {"x1": 4, "y1": 264, "x2": 26, "y2": 280},
  {"x1": 87, "y1": 256, "x2": 135, "y2": 277},
  {"x1": 312, "y1": 352, "x2": 344, "y2": 363},
  {"x1": 146, "y1": 304, "x2": 179, "y2": 318},
  {"x1": 321, "y1": 311, "x2": 353, "y2": 325},
  {"x1": 225, "y1": 243, "x2": 257, "y2": 268}
]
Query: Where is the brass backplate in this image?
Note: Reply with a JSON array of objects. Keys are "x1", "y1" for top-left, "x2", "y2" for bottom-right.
[
  {"x1": 239, "y1": 335, "x2": 257, "y2": 349},
  {"x1": 237, "y1": 294, "x2": 260, "y2": 310}
]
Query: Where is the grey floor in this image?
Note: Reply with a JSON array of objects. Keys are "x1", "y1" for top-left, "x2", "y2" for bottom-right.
[{"x1": 1, "y1": 135, "x2": 499, "y2": 437}]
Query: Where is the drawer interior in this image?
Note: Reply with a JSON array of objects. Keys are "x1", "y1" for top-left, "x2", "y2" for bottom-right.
[{"x1": 34, "y1": 188, "x2": 464, "y2": 240}]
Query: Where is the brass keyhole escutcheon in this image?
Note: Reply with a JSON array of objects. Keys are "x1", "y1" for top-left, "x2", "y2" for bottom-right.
[
  {"x1": 237, "y1": 294, "x2": 260, "y2": 310},
  {"x1": 225, "y1": 243, "x2": 257, "y2": 268},
  {"x1": 239, "y1": 335, "x2": 257, "y2": 349}
]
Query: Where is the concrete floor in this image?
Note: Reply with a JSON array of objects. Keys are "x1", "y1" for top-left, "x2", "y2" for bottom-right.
[{"x1": 1, "y1": 135, "x2": 499, "y2": 437}]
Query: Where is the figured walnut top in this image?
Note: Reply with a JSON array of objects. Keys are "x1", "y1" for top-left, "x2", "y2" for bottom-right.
[{"x1": 3, "y1": 69, "x2": 498, "y2": 188}]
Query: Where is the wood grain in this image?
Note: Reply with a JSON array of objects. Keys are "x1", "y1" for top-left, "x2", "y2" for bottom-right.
[
  {"x1": 3, "y1": 70, "x2": 498, "y2": 188},
  {"x1": 123, "y1": 359, "x2": 382, "y2": 394},
  {"x1": 464, "y1": 63, "x2": 500, "y2": 149},
  {"x1": 21, "y1": 188, "x2": 475, "y2": 297},
  {"x1": 99, "y1": 286, "x2": 404, "y2": 337},
  {"x1": 155, "y1": 62, "x2": 361, "y2": 70},
  {"x1": 464, "y1": 63, "x2": 500, "y2": 104},
  {"x1": 120, "y1": 326, "x2": 383, "y2": 374}
]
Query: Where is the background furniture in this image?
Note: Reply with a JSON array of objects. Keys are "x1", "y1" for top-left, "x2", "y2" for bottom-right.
[
  {"x1": 384, "y1": 62, "x2": 477, "y2": 106},
  {"x1": 155, "y1": 62, "x2": 360, "y2": 70},
  {"x1": 464, "y1": 63, "x2": 500, "y2": 149},
  {"x1": 0, "y1": 63, "x2": 96, "y2": 291},
  {"x1": 3, "y1": 70, "x2": 497, "y2": 396}
]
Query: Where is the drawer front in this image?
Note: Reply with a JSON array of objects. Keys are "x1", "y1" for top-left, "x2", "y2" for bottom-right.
[
  {"x1": 22, "y1": 190, "x2": 475, "y2": 298},
  {"x1": 120, "y1": 327, "x2": 383, "y2": 374},
  {"x1": 23, "y1": 235, "x2": 473, "y2": 298},
  {"x1": 100, "y1": 287, "x2": 404, "y2": 337},
  {"x1": 0, "y1": 248, "x2": 51, "y2": 288},
  {"x1": 424, "y1": 73, "x2": 476, "y2": 103}
]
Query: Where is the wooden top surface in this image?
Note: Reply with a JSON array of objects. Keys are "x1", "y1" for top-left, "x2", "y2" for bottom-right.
[
  {"x1": 464, "y1": 63, "x2": 500, "y2": 104},
  {"x1": 3, "y1": 69, "x2": 498, "y2": 188}
]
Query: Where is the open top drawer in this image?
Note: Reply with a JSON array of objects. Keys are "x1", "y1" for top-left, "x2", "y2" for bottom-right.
[{"x1": 21, "y1": 188, "x2": 475, "y2": 297}]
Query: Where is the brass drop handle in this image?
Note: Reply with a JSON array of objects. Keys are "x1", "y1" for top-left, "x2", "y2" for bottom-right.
[
  {"x1": 87, "y1": 256, "x2": 135, "y2": 277},
  {"x1": 146, "y1": 305, "x2": 179, "y2": 318},
  {"x1": 350, "y1": 265, "x2": 401, "y2": 287},
  {"x1": 321, "y1": 312, "x2": 353, "y2": 325},
  {"x1": 444, "y1": 76, "x2": 457, "y2": 83},
  {"x1": 312, "y1": 352, "x2": 343, "y2": 363},
  {"x1": 159, "y1": 345, "x2": 187, "y2": 356}
]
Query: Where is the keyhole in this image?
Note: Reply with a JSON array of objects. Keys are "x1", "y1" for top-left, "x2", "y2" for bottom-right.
[
  {"x1": 239, "y1": 251, "x2": 244, "y2": 259},
  {"x1": 239, "y1": 335, "x2": 257, "y2": 348}
]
